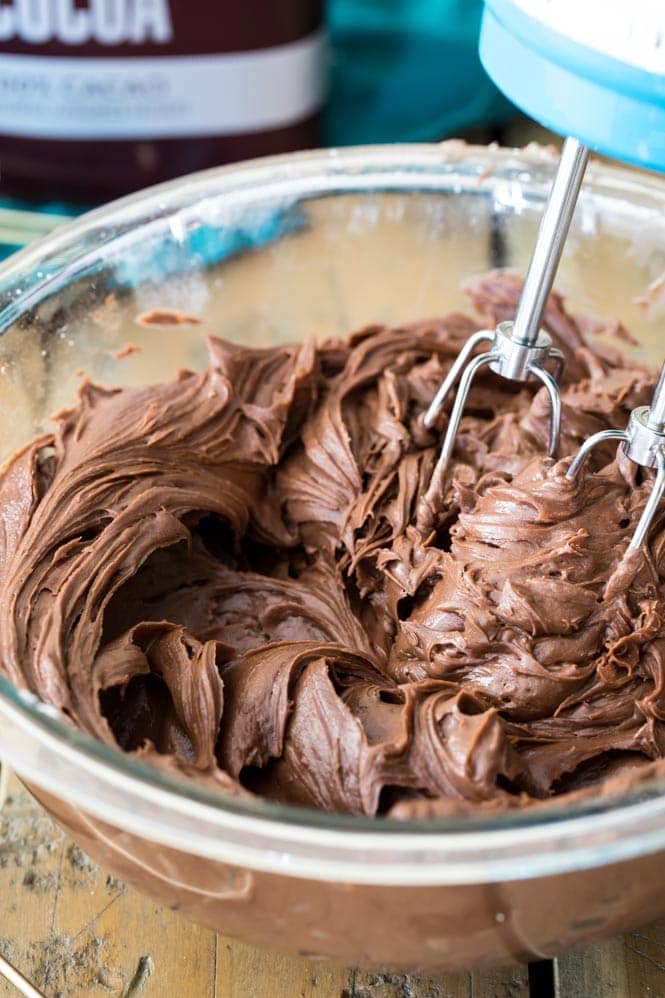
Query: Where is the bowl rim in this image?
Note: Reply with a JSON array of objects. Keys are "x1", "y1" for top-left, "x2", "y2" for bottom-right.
[{"x1": 2, "y1": 141, "x2": 665, "y2": 885}]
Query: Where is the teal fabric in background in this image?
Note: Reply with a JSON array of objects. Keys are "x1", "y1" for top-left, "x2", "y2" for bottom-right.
[
  {"x1": 325, "y1": 0, "x2": 513, "y2": 145},
  {"x1": 0, "y1": 201, "x2": 75, "y2": 263}
]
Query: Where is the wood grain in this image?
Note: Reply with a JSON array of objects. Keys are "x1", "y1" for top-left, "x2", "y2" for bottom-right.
[{"x1": 554, "y1": 929, "x2": 665, "y2": 997}]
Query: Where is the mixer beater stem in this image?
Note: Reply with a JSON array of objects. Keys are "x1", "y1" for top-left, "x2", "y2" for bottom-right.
[
  {"x1": 511, "y1": 138, "x2": 589, "y2": 348},
  {"x1": 424, "y1": 138, "x2": 589, "y2": 492},
  {"x1": 567, "y1": 362, "x2": 665, "y2": 551}
]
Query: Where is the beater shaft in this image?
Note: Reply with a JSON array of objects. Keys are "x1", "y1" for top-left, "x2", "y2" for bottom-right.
[
  {"x1": 513, "y1": 138, "x2": 589, "y2": 346},
  {"x1": 648, "y1": 363, "x2": 665, "y2": 430}
]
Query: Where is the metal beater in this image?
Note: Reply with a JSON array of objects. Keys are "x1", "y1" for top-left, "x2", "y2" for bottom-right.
[
  {"x1": 423, "y1": 137, "x2": 587, "y2": 482},
  {"x1": 567, "y1": 363, "x2": 665, "y2": 552},
  {"x1": 422, "y1": 0, "x2": 665, "y2": 548}
]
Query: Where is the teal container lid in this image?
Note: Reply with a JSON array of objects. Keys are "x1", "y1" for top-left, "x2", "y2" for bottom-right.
[{"x1": 480, "y1": 0, "x2": 665, "y2": 172}]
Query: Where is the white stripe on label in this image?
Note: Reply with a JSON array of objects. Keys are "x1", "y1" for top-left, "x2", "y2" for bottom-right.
[{"x1": 0, "y1": 30, "x2": 326, "y2": 140}]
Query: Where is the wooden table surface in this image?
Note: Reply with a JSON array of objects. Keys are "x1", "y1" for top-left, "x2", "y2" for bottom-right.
[{"x1": 1, "y1": 772, "x2": 664, "y2": 998}]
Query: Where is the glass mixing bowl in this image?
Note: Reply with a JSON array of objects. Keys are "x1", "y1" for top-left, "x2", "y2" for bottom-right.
[{"x1": 1, "y1": 144, "x2": 665, "y2": 971}]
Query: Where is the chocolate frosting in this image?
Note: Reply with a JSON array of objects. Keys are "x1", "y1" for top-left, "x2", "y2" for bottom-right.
[{"x1": 2, "y1": 273, "x2": 664, "y2": 819}]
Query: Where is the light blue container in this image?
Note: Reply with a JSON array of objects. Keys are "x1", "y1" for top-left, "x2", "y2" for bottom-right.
[{"x1": 480, "y1": 0, "x2": 665, "y2": 172}]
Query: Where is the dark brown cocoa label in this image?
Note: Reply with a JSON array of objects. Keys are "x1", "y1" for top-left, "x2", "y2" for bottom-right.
[
  {"x1": 0, "y1": 1, "x2": 325, "y2": 140},
  {"x1": 0, "y1": 1, "x2": 323, "y2": 56}
]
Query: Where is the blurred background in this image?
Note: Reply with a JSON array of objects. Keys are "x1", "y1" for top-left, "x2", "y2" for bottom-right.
[
  {"x1": 0, "y1": 0, "x2": 543, "y2": 256},
  {"x1": 325, "y1": 0, "x2": 513, "y2": 145}
]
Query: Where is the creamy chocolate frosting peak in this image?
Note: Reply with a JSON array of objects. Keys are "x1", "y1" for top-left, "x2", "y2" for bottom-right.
[{"x1": 1, "y1": 273, "x2": 664, "y2": 818}]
